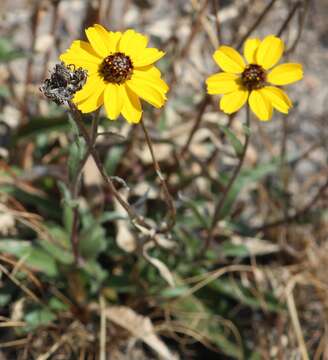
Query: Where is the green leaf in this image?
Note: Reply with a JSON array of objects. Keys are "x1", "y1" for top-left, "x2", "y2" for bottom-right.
[
  {"x1": 38, "y1": 238, "x2": 74, "y2": 265},
  {"x1": 221, "y1": 241, "x2": 249, "y2": 257},
  {"x1": 160, "y1": 286, "x2": 189, "y2": 298},
  {"x1": 48, "y1": 297, "x2": 69, "y2": 311},
  {"x1": 0, "y1": 293, "x2": 11, "y2": 307},
  {"x1": 68, "y1": 136, "x2": 87, "y2": 182},
  {"x1": 0, "y1": 239, "x2": 31, "y2": 254},
  {"x1": 57, "y1": 181, "x2": 74, "y2": 234},
  {"x1": 25, "y1": 308, "x2": 56, "y2": 329},
  {"x1": 105, "y1": 146, "x2": 124, "y2": 176},
  {"x1": 0, "y1": 85, "x2": 10, "y2": 98},
  {"x1": 208, "y1": 278, "x2": 283, "y2": 313},
  {"x1": 1, "y1": 186, "x2": 61, "y2": 221},
  {"x1": 21, "y1": 248, "x2": 58, "y2": 277},
  {"x1": 99, "y1": 211, "x2": 126, "y2": 223},
  {"x1": 220, "y1": 125, "x2": 244, "y2": 156},
  {"x1": 179, "y1": 194, "x2": 210, "y2": 229},
  {"x1": 0, "y1": 38, "x2": 25, "y2": 62},
  {"x1": 242, "y1": 124, "x2": 251, "y2": 136},
  {"x1": 170, "y1": 293, "x2": 244, "y2": 358},
  {"x1": 0, "y1": 240, "x2": 58, "y2": 277},
  {"x1": 106, "y1": 275, "x2": 136, "y2": 293},
  {"x1": 83, "y1": 260, "x2": 108, "y2": 292},
  {"x1": 79, "y1": 221, "x2": 106, "y2": 259},
  {"x1": 14, "y1": 116, "x2": 69, "y2": 144},
  {"x1": 218, "y1": 159, "x2": 280, "y2": 219}
]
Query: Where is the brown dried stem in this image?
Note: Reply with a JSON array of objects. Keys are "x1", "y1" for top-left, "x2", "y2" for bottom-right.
[{"x1": 254, "y1": 176, "x2": 328, "y2": 232}]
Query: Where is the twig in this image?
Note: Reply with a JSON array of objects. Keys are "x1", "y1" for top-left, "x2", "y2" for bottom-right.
[
  {"x1": 140, "y1": 118, "x2": 176, "y2": 232},
  {"x1": 286, "y1": 281, "x2": 310, "y2": 360},
  {"x1": 41, "y1": 0, "x2": 61, "y2": 83},
  {"x1": 0, "y1": 263, "x2": 41, "y2": 304},
  {"x1": 236, "y1": 0, "x2": 278, "y2": 50},
  {"x1": 0, "y1": 338, "x2": 29, "y2": 349},
  {"x1": 99, "y1": 294, "x2": 106, "y2": 360},
  {"x1": 276, "y1": 1, "x2": 301, "y2": 38},
  {"x1": 180, "y1": 93, "x2": 210, "y2": 157},
  {"x1": 286, "y1": 0, "x2": 309, "y2": 54},
  {"x1": 212, "y1": 0, "x2": 222, "y2": 45},
  {"x1": 254, "y1": 177, "x2": 328, "y2": 232},
  {"x1": 179, "y1": 0, "x2": 209, "y2": 59},
  {"x1": 21, "y1": 2, "x2": 41, "y2": 122},
  {"x1": 177, "y1": 265, "x2": 254, "y2": 299}
]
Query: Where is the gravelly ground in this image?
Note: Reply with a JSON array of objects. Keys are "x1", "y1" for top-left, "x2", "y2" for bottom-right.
[{"x1": 1, "y1": 1, "x2": 328, "y2": 358}]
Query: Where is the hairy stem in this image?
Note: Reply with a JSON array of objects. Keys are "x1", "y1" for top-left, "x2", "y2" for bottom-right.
[
  {"x1": 201, "y1": 106, "x2": 251, "y2": 255},
  {"x1": 70, "y1": 111, "x2": 99, "y2": 264},
  {"x1": 68, "y1": 103, "x2": 151, "y2": 232},
  {"x1": 140, "y1": 118, "x2": 176, "y2": 232}
]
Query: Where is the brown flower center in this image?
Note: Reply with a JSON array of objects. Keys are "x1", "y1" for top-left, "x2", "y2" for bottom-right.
[
  {"x1": 241, "y1": 64, "x2": 266, "y2": 90},
  {"x1": 99, "y1": 52, "x2": 133, "y2": 84}
]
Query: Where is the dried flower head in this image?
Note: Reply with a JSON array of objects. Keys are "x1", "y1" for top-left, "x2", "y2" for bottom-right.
[
  {"x1": 60, "y1": 24, "x2": 169, "y2": 124},
  {"x1": 40, "y1": 63, "x2": 87, "y2": 105},
  {"x1": 206, "y1": 35, "x2": 303, "y2": 121}
]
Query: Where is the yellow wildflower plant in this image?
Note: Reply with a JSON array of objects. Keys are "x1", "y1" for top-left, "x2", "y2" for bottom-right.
[
  {"x1": 60, "y1": 24, "x2": 169, "y2": 123},
  {"x1": 206, "y1": 35, "x2": 303, "y2": 121}
]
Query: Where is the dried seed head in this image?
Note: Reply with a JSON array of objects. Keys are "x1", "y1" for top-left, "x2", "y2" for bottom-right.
[{"x1": 40, "y1": 63, "x2": 87, "y2": 105}]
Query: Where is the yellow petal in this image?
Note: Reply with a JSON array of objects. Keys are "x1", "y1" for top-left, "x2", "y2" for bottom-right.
[
  {"x1": 256, "y1": 35, "x2": 284, "y2": 70},
  {"x1": 133, "y1": 67, "x2": 169, "y2": 94},
  {"x1": 85, "y1": 26, "x2": 108, "y2": 57},
  {"x1": 60, "y1": 40, "x2": 101, "y2": 73},
  {"x1": 70, "y1": 40, "x2": 100, "y2": 58},
  {"x1": 243, "y1": 38, "x2": 260, "y2": 64},
  {"x1": 104, "y1": 83, "x2": 124, "y2": 120},
  {"x1": 220, "y1": 89, "x2": 248, "y2": 114},
  {"x1": 134, "y1": 65, "x2": 162, "y2": 80},
  {"x1": 267, "y1": 63, "x2": 303, "y2": 85},
  {"x1": 93, "y1": 24, "x2": 122, "y2": 53},
  {"x1": 75, "y1": 82, "x2": 105, "y2": 113},
  {"x1": 73, "y1": 75, "x2": 104, "y2": 103},
  {"x1": 206, "y1": 72, "x2": 240, "y2": 94},
  {"x1": 261, "y1": 86, "x2": 292, "y2": 114},
  {"x1": 119, "y1": 29, "x2": 148, "y2": 59},
  {"x1": 126, "y1": 77, "x2": 166, "y2": 108},
  {"x1": 133, "y1": 48, "x2": 165, "y2": 67},
  {"x1": 248, "y1": 89, "x2": 273, "y2": 121},
  {"x1": 121, "y1": 85, "x2": 142, "y2": 123},
  {"x1": 213, "y1": 46, "x2": 246, "y2": 74}
]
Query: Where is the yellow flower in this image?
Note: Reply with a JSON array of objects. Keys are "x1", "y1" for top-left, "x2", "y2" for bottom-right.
[
  {"x1": 60, "y1": 24, "x2": 169, "y2": 123},
  {"x1": 206, "y1": 35, "x2": 303, "y2": 121}
]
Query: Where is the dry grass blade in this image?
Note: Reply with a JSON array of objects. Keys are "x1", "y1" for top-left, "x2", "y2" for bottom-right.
[
  {"x1": 143, "y1": 242, "x2": 175, "y2": 287},
  {"x1": 285, "y1": 278, "x2": 310, "y2": 360},
  {"x1": 0, "y1": 263, "x2": 41, "y2": 304},
  {"x1": 105, "y1": 306, "x2": 179, "y2": 360}
]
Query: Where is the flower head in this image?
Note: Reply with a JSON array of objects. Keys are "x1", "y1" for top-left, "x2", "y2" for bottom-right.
[
  {"x1": 60, "y1": 24, "x2": 169, "y2": 123},
  {"x1": 40, "y1": 63, "x2": 87, "y2": 105},
  {"x1": 206, "y1": 35, "x2": 303, "y2": 121}
]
